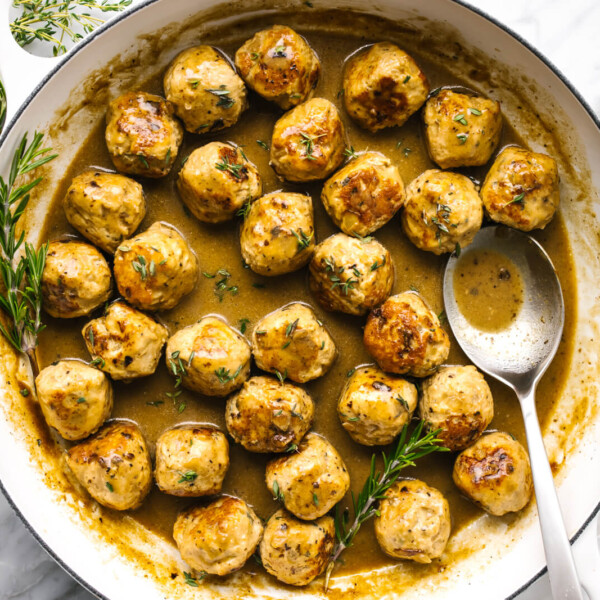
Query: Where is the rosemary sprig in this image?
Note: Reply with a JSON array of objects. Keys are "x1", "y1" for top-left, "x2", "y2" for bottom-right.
[{"x1": 324, "y1": 422, "x2": 448, "y2": 587}]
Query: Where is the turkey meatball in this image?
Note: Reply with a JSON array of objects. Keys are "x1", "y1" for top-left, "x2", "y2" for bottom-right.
[
  {"x1": 225, "y1": 376, "x2": 314, "y2": 453},
  {"x1": 270, "y1": 98, "x2": 345, "y2": 182},
  {"x1": 374, "y1": 479, "x2": 451, "y2": 563},
  {"x1": 235, "y1": 25, "x2": 320, "y2": 110},
  {"x1": 164, "y1": 45, "x2": 247, "y2": 134},
  {"x1": 453, "y1": 431, "x2": 533, "y2": 516},
  {"x1": 240, "y1": 192, "x2": 315, "y2": 276},
  {"x1": 401, "y1": 169, "x2": 483, "y2": 255},
  {"x1": 63, "y1": 170, "x2": 146, "y2": 253},
  {"x1": 338, "y1": 365, "x2": 417, "y2": 446},
  {"x1": 155, "y1": 426, "x2": 229, "y2": 497},
  {"x1": 343, "y1": 42, "x2": 429, "y2": 132},
  {"x1": 66, "y1": 421, "x2": 152, "y2": 511},
  {"x1": 259, "y1": 509, "x2": 335, "y2": 586},
  {"x1": 309, "y1": 233, "x2": 394, "y2": 316},
  {"x1": 266, "y1": 432, "x2": 350, "y2": 520},
  {"x1": 480, "y1": 146, "x2": 560, "y2": 231},
  {"x1": 364, "y1": 292, "x2": 450, "y2": 377},
  {"x1": 82, "y1": 301, "x2": 168, "y2": 380},
  {"x1": 113, "y1": 222, "x2": 198, "y2": 311},
  {"x1": 105, "y1": 91, "x2": 183, "y2": 178},
  {"x1": 321, "y1": 151, "x2": 405, "y2": 237},
  {"x1": 423, "y1": 89, "x2": 502, "y2": 169},
  {"x1": 177, "y1": 141, "x2": 262, "y2": 223},
  {"x1": 420, "y1": 365, "x2": 494, "y2": 452},
  {"x1": 35, "y1": 360, "x2": 113, "y2": 441},
  {"x1": 166, "y1": 316, "x2": 251, "y2": 397},
  {"x1": 173, "y1": 496, "x2": 263, "y2": 576},
  {"x1": 42, "y1": 240, "x2": 112, "y2": 319},
  {"x1": 251, "y1": 303, "x2": 336, "y2": 383}
]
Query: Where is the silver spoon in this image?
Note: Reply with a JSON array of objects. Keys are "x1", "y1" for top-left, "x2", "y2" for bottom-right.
[{"x1": 443, "y1": 225, "x2": 583, "y2": 600}]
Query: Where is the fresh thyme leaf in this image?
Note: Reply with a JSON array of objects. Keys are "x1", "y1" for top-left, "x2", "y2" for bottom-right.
[
  {"x1": 286, "y1": 443, "x2": 298, "y2": 453},
  {"x1": 508, "y1": 192, "x2": 525, "y2": 207},
  {"x1": 137, "y1": 154, "x2": 149, "y2": 169},
  {"x1": 146, "y1": 400, "x2": 164, "y2": 407},
  {"x1": 453, "y1": 113, "x2": 468, "y2": 126},
  {"x1": 131, "y1": 255, "x2": 148, "y2": 280},
  {"x1": 403, "y1": 75, "x2": 411, "y2": 83},
  {"x1": 272, "y1": 44, "x2": 287, "y2": 58},
  {"x1": 237, "y1": 199, "x2": 252, "y2": 219},
  {"x1": 205, "y1": 85, "x2": 235, "y2": 109},
  {"x1": 215, "y1": 365, "x2": 242, "y2": 384},
  {"x1": 285, "y1": 318, "x2": 299, "y2": 338},
  {"x1": 256, "y1": 139, "x2": 269, "y2": 151},
  {"x1": 468, "y1": 107, "x2": 482, "y2": 116},
  {"x1": 437, "y1": 309, "x2": 447, "y2": 324},
  {"x1": 313, "y1": 492, "x2": 319, "y2": 506},
  {"x1": 250, "y1": 52, "x2": 260, "y2": 61},
  {"x1": 274, "y1": 369, "x2": 287, "y2": 384},
  {"x1": 106, "y1": 481, "x2": 114, "y2": 492},
  {"x1": 343, "y1": 146, "x2": 358, "y2": 159},
  {"x1": 183, "y1": 571, "x2": 206, "y2": 587},
  {"x1": 409, "y1": 284, "x2": 419, "y2": 293},
  {"x1": 272, "y1": 480, "x2": 284, "y2": 501},
  {"x1": 456, "y1": 133, "x2": 468, "y2": 144},
  {"x1": 292, "y1": 229, "x2": 313, "y2": 251},
  {"x1": 178, "y1": 470, "x2": 198, "y2": 483},
  {"x1": 370, "y1": 256, "x2": 386, "y2": 271},
  {"x1": 403, "y1": 147, "x2": 412, "y2": 157},
  {"x1": 204, "y1": 267, "x2": 239, "y2": 301},
  {"x1": 347, "y1": 368, "x2": 356, "y2": 378},
  {"x1": 299, "y1": 131, "x2": 325, "y2": 160},
  {"x1": 77, "y1": 397, "x2": 86, "y2": 404},
  {"x1": 215, "y1": 155, "x2": 245, "y2": 179},
  {"x1": 239, "y1": 318, "x2": 250, "y2": 334},
  {"x1": 396, "y1": 395, "x2": 409, "y2": 411},
  {"x1": 324, "y1": 256, "x2": 359, "y2": 295},
  {"x1": 189, "y1": 80, "x2": 200, "y2": 89}
]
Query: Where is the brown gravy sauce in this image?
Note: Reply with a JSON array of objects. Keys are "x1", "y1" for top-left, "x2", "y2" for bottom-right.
[{"x1": 36, "y1": 22, "x2": 576, "y2": 577}]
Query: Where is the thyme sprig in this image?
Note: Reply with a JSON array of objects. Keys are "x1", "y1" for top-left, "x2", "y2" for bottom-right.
[
  {"x1": 324, "y1": 422, "x2": 448, "y2": 588},
  {"x1": 299, "y1": 132, "x2": 324, "y2": 160}
]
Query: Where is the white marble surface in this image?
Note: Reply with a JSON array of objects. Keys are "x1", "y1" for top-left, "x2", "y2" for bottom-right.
[{"x1": 1, "y1": 1, "x2": 599, "y2": 599}]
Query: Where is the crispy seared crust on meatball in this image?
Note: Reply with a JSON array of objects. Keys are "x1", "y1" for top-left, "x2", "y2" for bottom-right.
[
  {"x1": 309, "y1": 233, "x2": 394, "y2": 316},
  {"x1": 251, "y1": 303, "x2": 336, "y2": 383},
  {"x1": 240, "y1": 192, "x2": 315, "y2": 276},
  {"x1": 420, "y1": 365, "x2": 494, "y2": 452},
  {"x1": 166, "y1": 316, "x2": 251, "y2": 397},
  {"x1": 155, "y1": 426, "x2": 229, "y2": 497},
  {"x1": 105, "y1": 91, "x2": 183, "y2": 178},
  {"x1": 343, "y1": 42, "x2": 429, "y2": 132},
  {"x1": 374, "y1": 479, "x2": 451, "y2": 563},
  {"x1": 266, "y1": 432, "x2": 350, "y2": 520},
  {"x1": 66, "y1": 421, "x2": 152, "y2": 511},
  {"x1": 270, "y1": 98, "x2": 346, "y2": 182},
  {"x1": 42, "y1": 240, "x2": 112, "y2": 319},
  {"x1": 163, "y1": 45, "x2": 247, "y2": 133},
  {"x1": 177, "y1": 142, "x2": 262, "y2": 224},
  {"x1": 423, "y1": 89, "x2": 502, "y2": 169},
  {"x1": 35, "y1": 360, "x2": 113, "y2": 441},
  {"x1": 364, "y1": 292, "x2": 450, "y2": 377},
  {"x1": 173, "y1": 496, "x2": 263, "y2": 576},
  {"x1": 259, "y1": 509, "x2": 335, "y2": 586},
  {"x1": 453, "y1": 431, "x2": 533, "y2": 516},
  {"x1": 235, "y1": 25, "x2": 320, "y2": 110},
  {"x1": 338, "y1": 365, "x2": 417, "y2": 446},
  {"x1": 321, "y1": 151, "x2": 405, "y2": 237},
  {"x1": 82, "y1": 301, "x2": 168, "y2": 380},
  {"x1": 225, "y1": 376, "x2": 314, "y2": 453},
  {"x1": 113, "y1": 222, "x2": 198, "y2": 311},
  {"x1": 401, "y1": 169, "x2": 483, "y2": 255},
  {"x1": 480, "y1": 146, "x2": 560, "y2": 231},
  {"x1": 63, "y1": 170, "x2": 146, "y2": 253}
]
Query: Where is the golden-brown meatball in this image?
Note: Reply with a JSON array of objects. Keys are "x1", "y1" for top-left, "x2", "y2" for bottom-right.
[
  {"x1": 164, "y1": 45, "x2": 247, "y2": 134},
  {"x1": 240, "y1": 192, "x2": 315, "y2": 276},
  {"x1": 35, "y1": 360, "x2": 113, "y2": 441},
  {"x1": 113, "y1": 222, "x2": 198, "y2": 311},
  {"x1": 266, "y1": 432, "x2": 350, "y2": 520},
  {"x1": 155, "y1": 426, "x2": 229, "y2": 497},
  {"x1": 401, "y1": 169, "x2": 483, "y2": 255},
  {"x1": 173, "y1": 496, "x2": 263, "y2": 576},
  {"x1": 63, "y1": 170, "x2": 146, "y2": 253},
  {"x1": 423, "y1": 89, "x2": 502, "y2": 169},
  {"x1": 82, "y1": 301, "x2": 168, "y2": 380},
  {"x1": 235, "y1": 25, "x2": 320, "y2": 110},
  {"x1": 480, "y1": 146, "x2": 560, "y2": 231},
  {"x1": 42, "y1": 240, "x2": 112, "y2": 319},
  {"x1": 364, "y1": 292, "x2": 450, "y2": 377},
  {"x1": 259, "y1": 509, "x2": 334, "y2": 586},
  {"x1": 105, "y1": 91, "x2": 183, "y2": 178},
  {"x1": 251, "y1": 303, "x2": 336, "y2": 383},
  {"x1": 65, "y1": 421, "x2": 152, "y2": 511},
  {"x1": 177, "y1": 142, "x2": 262, "y2": 224},
  {"x1": 420, "y1": 365, "x2": 494, "y2": 452},
  {"x1": 343, "y1": 42, "x2": 429, "y2": 132},
  {"x1": 374, "y1": 479, "x2": 451, "y2": 563},
  {"x1": 270, "y1": 98, "x2": 345, "y2": 182},
  {"x1": 309, "y1": 233, "x2": 394, "y2": 316},
  {"x1": 321, "y1": 151, "x2": 405, "y2": 237},
  {"x1": 453, "y1": 431, "x2": 533, "y2": 516},
  {"x1": 338, "y1": 365, "x2": 417, "y2": 446},
  {"x1": 166, "y1": 316, "x2": 251, "y2": 397},
  {"x1": 225, "y1": 376, "x2": 314, "y2": 453}
]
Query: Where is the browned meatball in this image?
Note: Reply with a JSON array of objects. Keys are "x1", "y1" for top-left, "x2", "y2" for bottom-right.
[
  {"x1": 105, "y1": 91, "x2": 183, "y2": 178},
  {"x1": 235, "y1": 25, "x2": 320, "y2": 110},
  {"x1": 364, "y1": 292, "x2": 450, "y2": 377}
]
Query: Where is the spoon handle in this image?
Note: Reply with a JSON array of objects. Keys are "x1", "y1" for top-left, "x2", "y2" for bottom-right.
[{"x1": 519, "y1": 387, "x2": 584, "y2": 600}]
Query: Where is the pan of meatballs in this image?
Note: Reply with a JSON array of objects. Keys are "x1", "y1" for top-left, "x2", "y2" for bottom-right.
[{"x1": 0, "y1": 1, "x2": 599, "y2": 599}]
